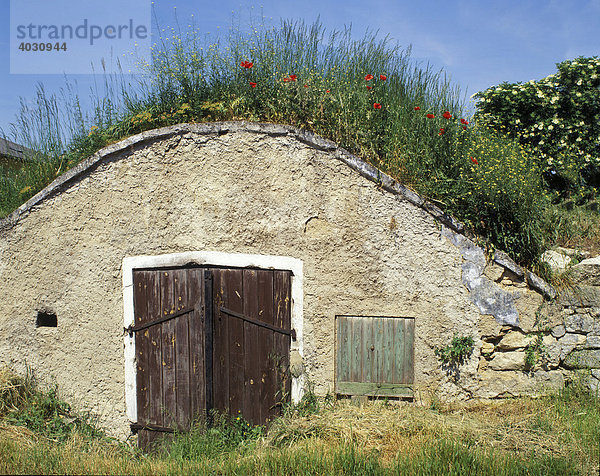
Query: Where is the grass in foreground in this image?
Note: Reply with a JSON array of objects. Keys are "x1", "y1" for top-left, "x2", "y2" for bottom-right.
[{"x1": 0, "y1": 368, "x2": 598, "y2": 475}]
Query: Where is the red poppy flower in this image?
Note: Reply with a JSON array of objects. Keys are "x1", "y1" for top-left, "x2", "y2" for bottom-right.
[
  {"x1": 426, "y1": 113, "x2": 435, "y2": 119},
  {"x1": 366, "y1": 86, "x2": 373, "y2": 90},
  {"x1": 380, "y1": 74, "x2": 387, "y2": 81},
  {"x1": 283, "y1": 77, "x2": 291, "y2": 82},
  {"x1": 460, "y1": 118, "x2": 469, "y2": 125},
  {"x1": 414, "y1": 106, "x2": 421, "y2": 111},
  {"x1": 373, "y1": 103, "x2": 382, "y2": 109},
  {"x1": 241, "y1": 60, "x2": 253, "y2": 69},
  {"x1": 470, "y1": 157, "x2": 478, "y2": 165},
  {"x1": 289, "y1": 74, "x2": 297, "y2": 81},
  {"x1": 442, "y1": 111, "x2": 452, "y2": 120},
  {"x1": 463, "y1": 126, "x2": 467, "y2": 130},
  {"x1": 439, "y1": 128, "x2": 445, "y2": 135},
  {"x1": 249, "y1": 82, "x2": 257, "y2": 88},
  {"x1": 326, "y1": 90, "x2": 331, "y2": 93},
  {"x1": 365, "y1": 74, "x2": 374, "y2": 81},
  {"x1": 304, "y1": 84, "x2": 309, "y2": 88}
]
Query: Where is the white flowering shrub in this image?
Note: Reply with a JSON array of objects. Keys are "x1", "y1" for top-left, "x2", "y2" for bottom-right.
[{"x1": 473, "y1": 56, "x2": 600, "y2": 197}]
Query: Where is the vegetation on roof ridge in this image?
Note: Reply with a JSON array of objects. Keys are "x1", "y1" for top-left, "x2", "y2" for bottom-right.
[{"x1": 1, "y1": 18, "x2": 599, "y2": 271}]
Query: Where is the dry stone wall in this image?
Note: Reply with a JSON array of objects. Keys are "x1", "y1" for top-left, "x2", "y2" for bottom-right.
[{"x1": 475, "y1": 256, "x2": 600, "y2": 397}]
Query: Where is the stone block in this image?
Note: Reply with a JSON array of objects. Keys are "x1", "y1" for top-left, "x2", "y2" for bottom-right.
[
  {"x1": 525, "y1": 270, "x2": 556, "y2": 299},
  {"x1": 564, "y1": 314, "x2": 595, "y2": 334},
  {"x1": 557, "y1": 333, "x2": 587, "y2": 360},
  {"x1": 484, "y1": 262, "x2": 504, "y2": 282},
  {"x1": 546, "y1": 333, "x2": 586, "y2": 365},
  {"x1": 559, "y1": 286, "x2": 600, "y2": 308},
  {"x1": 541, "y1": 249, "x2": 573, "y2": 273},
  {"x1": 563, "y1": 349, "x2": 600, "y2": 369},
  {"x1": 497, "y1": 331, "x2": 533, "y2": 351},
  {"x1": 492, "y1": 251, "x2": 525, "y2": 279},
  {"x1": 551, "y1": 325, "x2": 566, "y2": 338},
  {"x1": 480, "y1": 342, "x2": 494, "y2": 355},
  {"x1": 514, "y1": 291, "x2": 545, "y2": 333},
  {"x1": 545, "y1": 340, "x2": 561, "y2": 366},
  {"x1": 585, "y1": 336, "x2": 600, "y2": 349},
  {"x1": 570, "y1": 257, "x2": 600, "y2": 286},
  {"x1": 478, "y1": 314, "x2": 504, "y2": 340},
  {"x1": 556, "y1": 247, "x2": 592, "y2": 260},
  {"x1": 476, "y1": 369, "x2": 564, "y2": 398},
  {"x1": 542, "y1": 335, "x2": 559, "y2": 368},
  {"x1": 488, "y1": 351, "x2": 526, "y2": 371}
]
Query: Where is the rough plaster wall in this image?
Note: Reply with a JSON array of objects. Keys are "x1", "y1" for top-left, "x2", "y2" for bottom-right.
[
  {"x1": 0, "y1": 128, "x2": 481, "y2": 436},
  {"x1": 2, "y1": 124, "x2": 563, "y2": 438}
]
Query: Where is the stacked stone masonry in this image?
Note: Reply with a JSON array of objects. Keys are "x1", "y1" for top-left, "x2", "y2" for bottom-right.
[{"x1": 476, "y1": 255, "x2": 600, "y2": 397}]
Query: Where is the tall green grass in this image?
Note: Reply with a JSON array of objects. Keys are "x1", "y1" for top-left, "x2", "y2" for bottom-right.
[
  {"x1": 2, "y1": 18, "x2": 552, "y2": 266},
  {"x1": 0, "y1": 365, "x2": 597, "y2": 474},
  {"x1": 0, "y1": 367, "x2": 103, "y2": 442}
]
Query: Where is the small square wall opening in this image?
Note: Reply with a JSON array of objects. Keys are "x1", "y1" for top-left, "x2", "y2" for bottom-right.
[{"x1": 36, "y1": 311, "x2": 57, "y2": 328}]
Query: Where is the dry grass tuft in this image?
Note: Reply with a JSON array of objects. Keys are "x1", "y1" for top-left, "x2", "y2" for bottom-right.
[{"x1": 266, "y1": 397, "x2": 597, "y2": 472}]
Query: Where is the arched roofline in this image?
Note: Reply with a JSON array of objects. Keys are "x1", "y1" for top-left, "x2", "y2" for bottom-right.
[{"x1": 0, "y1": 121, "x2": 556, "y2": 299}]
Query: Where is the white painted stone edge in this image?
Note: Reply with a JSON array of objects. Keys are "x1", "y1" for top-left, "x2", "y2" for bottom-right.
[{"x1": 122, "y1": 250, "x2": 304, "y2": 423}]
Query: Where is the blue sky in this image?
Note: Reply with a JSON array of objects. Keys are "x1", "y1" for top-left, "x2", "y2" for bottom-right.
[{"x1": 1, "y1": 0, "x2": 599, "y2": 138}]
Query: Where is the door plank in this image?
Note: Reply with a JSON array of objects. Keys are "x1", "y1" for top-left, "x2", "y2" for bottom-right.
[
  {"x1": 173, "y1": 269, "x2": 190, "y2": 427},
  {"x1": 362, "y1": 317, "x2": 373, "y2": 384},
  {"x1": 256, "y1": 269, "x2": 274, "y2": 424},
  {"x1": 404, "y1": 319, "x2": 415, "y2": 384},
  {"x1": 350, "y1": 318, "x2": 363, "y2": 382},
  {"x1": 273, "y1": 271, "x2": 291, "y2": 417},
  {"x1": 160, "y1": 271, "x2": 177, "y2": 430},
  {"x1": 381, "y1": 318, "x2": 394, "y2": 385},
  {"x1": 211, "y1": 269, "x2": 228, "y2": 416},
  {"x1": 223, "y1": 268, "x2": 244, "y2": 418},
  {"x1": 187, "y1": 268, "x2": 206, "y2": 422},
  {"x1": 242, "y1": 269, "x2": 261, "y2": 425},
  {"x1": 393, "y1": 318, "x2": 404, "y2": 384},
  {"x1": 372, "y1": 317, "x2": 383, "y2": 384},
  {"x1": 133, "y1": 271, "x2": 150, "y2": 449}
]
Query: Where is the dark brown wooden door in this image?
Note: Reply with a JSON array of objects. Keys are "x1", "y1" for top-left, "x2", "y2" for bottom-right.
[
  {"x1": 132, "y1": 268, "x2": 207, "y2": 449},
  {"x1": 132, "y1": 266, "x2": 292, "y2": 448},
  {"x1": 211, "y1": 268, "x2": 292, "y2": 426}
]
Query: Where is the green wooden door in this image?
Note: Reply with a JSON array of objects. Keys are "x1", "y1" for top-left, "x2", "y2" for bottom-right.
[{"x1": 336, "y1": 316, "x2": 414, "y2": 398}]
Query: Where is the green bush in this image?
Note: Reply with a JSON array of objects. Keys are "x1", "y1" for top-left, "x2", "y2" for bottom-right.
[{"x1": 473, "y1": 56, "x2": 600, "y2": 198}]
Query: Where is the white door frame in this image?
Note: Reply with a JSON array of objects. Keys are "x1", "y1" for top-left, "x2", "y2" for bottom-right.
[{"x1": 122, "y1": 251, "x2": 304, "y2": 422}]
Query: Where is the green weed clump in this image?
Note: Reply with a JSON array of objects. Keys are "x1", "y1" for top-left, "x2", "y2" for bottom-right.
[
  {"x1": 164, "y1": 411, "x2": 262, "y2": 462},
  {"x1": 1, "y1": 18, "x2": 562, "y2": 266},
  {"x1": 435, "y1": 335, "x2": 474, "y2": 366},
  {"x1": 0, "y1": 367, "x2": 103, "y2": 442}
]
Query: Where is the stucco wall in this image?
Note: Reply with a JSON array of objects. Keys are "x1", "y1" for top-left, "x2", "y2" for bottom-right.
[{"x1": 0, "y1": 122, "x2": 565, "y2": 438}]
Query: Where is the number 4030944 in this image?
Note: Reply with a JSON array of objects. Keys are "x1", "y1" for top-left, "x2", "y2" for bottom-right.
[{"x1": 18, "y1": 42, "x2": 67, "y2": 52}]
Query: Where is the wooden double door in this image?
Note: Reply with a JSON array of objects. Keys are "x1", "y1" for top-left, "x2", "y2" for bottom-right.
[{"x1": 131, "y1": 267, "x2": 293, "y2": 448}]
